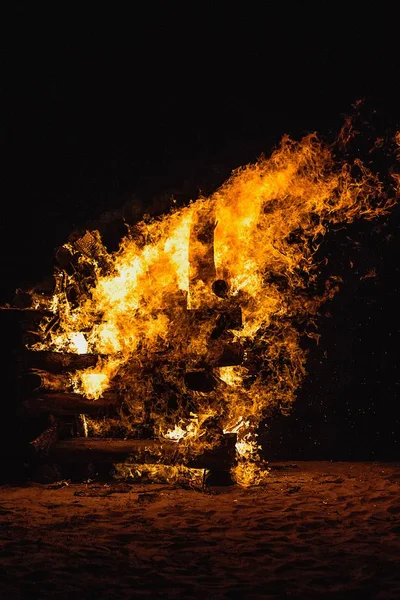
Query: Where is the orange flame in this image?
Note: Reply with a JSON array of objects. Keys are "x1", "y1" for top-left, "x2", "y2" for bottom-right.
[{"x1": 30, "y1": 131, "x2": 397, "y2": 485}]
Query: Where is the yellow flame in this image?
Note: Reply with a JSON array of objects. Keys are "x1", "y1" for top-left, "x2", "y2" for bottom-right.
[
  {"x1": 113, "y1": 462, "x2": 208, "y2": 486},
  {"x1": 218, "y1": 366, "x2": 244, "y2": 387},
  {"x1": 69, "y1": 332, "x2": 88, "y2": 354},
  {"x1": 31, "y1": 131, "x2": 397, "y2": 484},
  {"x1": 75, "y1": 373, "x2": 108, "y2": 398}
]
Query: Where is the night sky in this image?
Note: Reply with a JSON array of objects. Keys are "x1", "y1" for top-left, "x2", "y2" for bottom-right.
[{"x1": 2, "y1": 3, "x2": 400, "y2": 460}]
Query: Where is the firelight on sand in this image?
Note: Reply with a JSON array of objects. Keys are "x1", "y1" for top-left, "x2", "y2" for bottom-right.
[{"x1": 29, "y1": 130, "x2": 398, "y2": 486}]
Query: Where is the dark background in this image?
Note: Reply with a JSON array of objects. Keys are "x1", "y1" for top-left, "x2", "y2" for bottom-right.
[{"x1": 2, "y1": 2, "x2": 400, "y2": 462}]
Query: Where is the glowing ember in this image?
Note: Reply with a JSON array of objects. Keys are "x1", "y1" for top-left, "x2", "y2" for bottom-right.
[{"x1": 29, "y1": 131, "x2": 398, "y2": 485}]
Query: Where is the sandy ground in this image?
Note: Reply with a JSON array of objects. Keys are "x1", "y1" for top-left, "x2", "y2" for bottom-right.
[{"x1": 1, "y1": 462, "x2": 400, "y2": 599}]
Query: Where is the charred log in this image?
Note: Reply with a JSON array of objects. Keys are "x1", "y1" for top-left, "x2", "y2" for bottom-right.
[
  {"x1": 44, "y1": 434, "x2": 236, "y2": 470},
  {"x1": 22, "y1": 370, "x2": 73, "y2": 394},
  {"x1": 21, "y1": 392, "x2": 119, "y2": 416},
  {"x1": 23, "y1": 351, "x2": 98, "y2": 374}
]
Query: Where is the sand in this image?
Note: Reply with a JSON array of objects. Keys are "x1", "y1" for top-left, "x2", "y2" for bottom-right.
[{"x1": 1, "y1": 461, "x2": 400, "y2": 599}]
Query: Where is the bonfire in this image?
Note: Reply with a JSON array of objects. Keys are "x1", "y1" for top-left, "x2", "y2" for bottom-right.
[{"x1": 8, "y1": 128, "x2": 398, "y2": 486}]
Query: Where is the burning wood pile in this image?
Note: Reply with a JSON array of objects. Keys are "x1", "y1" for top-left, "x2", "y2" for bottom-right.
[{"x1": 3, "y1": 133, "x2": 396, "y2": 486}]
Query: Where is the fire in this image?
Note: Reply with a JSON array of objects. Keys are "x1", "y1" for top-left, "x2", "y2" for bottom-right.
[
  {"x1": 74, "y1": 372, "x2": 108, "y2": 398},
  {"x1": 69, "y1": 332, "x2": 88, "y2": 354},
  {"x1": 113, "y1": 462, "x2": 208, "y2": 488},
  {"x1": 30, "y1": 131, "x2": 397, "y2": 485}
]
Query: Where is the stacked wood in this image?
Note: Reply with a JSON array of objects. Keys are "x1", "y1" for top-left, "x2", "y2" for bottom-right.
[{"x1": 5, "y1": 214, "x2": 246, "y2": 482}]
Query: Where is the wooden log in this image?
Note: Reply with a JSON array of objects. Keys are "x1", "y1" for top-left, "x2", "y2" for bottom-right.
[
  {"x1": 47, "y1": 438, "x2": 178, "y2": 464},
  {"x1": 21, "y1": 392, "x2": 119, "y2": 416},
  {"x1": 22, "y1": 370, "x2": 73, "y2": 394},
  {"x1": 23, "y1": 351, "x2": 98, "y2": 373},
  {"x1": 45, "y1": 434, "x2": 237, "y2": 470}
]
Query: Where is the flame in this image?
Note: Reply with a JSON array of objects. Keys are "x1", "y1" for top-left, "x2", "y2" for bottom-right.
[
  {"x1": 69, "y1": 332, "x2": 88, "y2": 354},
  {"x1": 218, "y1": 366, "x2": 243, "y2": 387},
  {"x1": 74, "y1": 372, "x2": 108, "y2": 398},
  {"x1": 164, "y1": 412, "x2": 216, "y2": 442},
  {"x1": 30, "y1": 131, "x2": 397, "y2": 485},
  {"x1": 113, "y1": 462, "x2": 208, "y2": 487}
]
